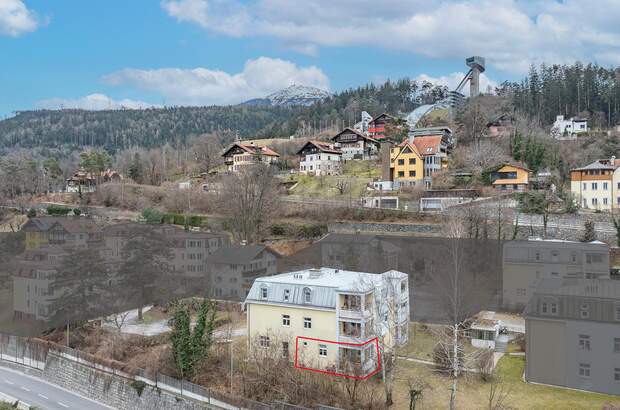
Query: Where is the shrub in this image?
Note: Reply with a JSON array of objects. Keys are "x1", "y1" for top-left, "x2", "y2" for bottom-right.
[
  {"x1": 47, "y1": 205, "x2": 71, "y2": 216},
  {"x1": 142, "y1": 208, "x2": 163, "y2": 224},
  {"x1": 27, "y1": 208, "x2": 37, "y2": 218},
  {"x1": 130, "y1": 380, "x2": 147, "y2": 397},
  {"x1": 73, "y1": 208, "x2": 82, "y2": 216},
  {"x1": 270, "y1": 223, "x2": 287, "y2": 236}
]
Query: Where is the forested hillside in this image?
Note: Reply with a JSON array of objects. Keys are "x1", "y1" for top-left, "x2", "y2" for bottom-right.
[
  {"x1": 498, "y1": 63, "x2": 620, "y2": 127},
  {"x1": 0, "y1": 79, "x2": 448, "y2": 151}
]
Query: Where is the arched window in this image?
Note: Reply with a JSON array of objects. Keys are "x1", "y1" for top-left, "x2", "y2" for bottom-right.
[{"x1": 303, "y1": 287, "x2": 312, "y2": 303}]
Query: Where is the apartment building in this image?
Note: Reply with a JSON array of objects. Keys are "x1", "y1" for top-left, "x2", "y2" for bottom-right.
[
  {"x1": 502, "y1": 238, "x2": 610, "y2": 310},
  {"x1": 570, "y1": 158, "x2": 620, "y2": 211},
  {"x1": 524, "y1": 278, "x2": 620, "y2": 396},
  {"x1": 222, "y1": 142, "x2": 280, "y2": 172},
  {"x1": 491, "y1": 164, "x2": 531, "y2": 192},
  {"x1": 244, "y1": 267, "x2": 409, "y2": 377},
  {"x1": 207, "y1": 245, "x2": 279, "y2": 300},
  {"x1": 331, "y1": 128, "x2": 380, "y2": 161},
  {"x1": 297, "y1": 140, "x2": 342, "y2": 176}
]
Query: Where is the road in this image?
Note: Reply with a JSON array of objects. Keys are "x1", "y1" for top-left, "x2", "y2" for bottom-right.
[{"x1": 0, "y1": 365, "x2": 112, "y2": 410}]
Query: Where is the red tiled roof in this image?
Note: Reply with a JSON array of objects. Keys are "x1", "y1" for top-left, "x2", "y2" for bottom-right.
[{"x1": 412, "y1": 135, "x2": 442, "y2": 156}]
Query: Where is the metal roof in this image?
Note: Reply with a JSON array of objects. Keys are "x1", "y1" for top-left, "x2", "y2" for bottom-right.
[{"x1": 245, "y1": 267, "x2": 407, "y2": 309}]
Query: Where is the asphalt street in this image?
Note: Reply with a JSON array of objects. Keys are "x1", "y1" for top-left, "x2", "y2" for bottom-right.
[{"x1": 0, "y1": 365, "x2": 112, "y2": 410}]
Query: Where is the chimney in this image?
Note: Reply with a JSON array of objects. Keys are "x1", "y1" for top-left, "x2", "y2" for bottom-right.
[{"x1": 240, "y1": 240, "x2": 247, "y2": 246}]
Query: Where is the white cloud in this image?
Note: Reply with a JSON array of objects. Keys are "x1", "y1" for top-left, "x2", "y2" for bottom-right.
[
  {"x1": 416, "y1": 72, "x2": 498, "y2": 96},
  {"x1": 0, "y1": 0, "x2": 39, "y2": 36},
  {"x1": 102, "y1": 57, "x2": 330, "y2": 105},
  {"x1": 37, "y1": 94, "x2": 157, "y2": 110},
  {"x1": 161, "y1": 0, "x2": 620, "y2": 74}
]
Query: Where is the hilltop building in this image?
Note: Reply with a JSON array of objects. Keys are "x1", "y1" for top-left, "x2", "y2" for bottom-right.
[
  {"x1": 570, "y1": 157, "x2": 620, "y2": 211},
  {"x1": 244, "y1": 267, "x2": 409, "y2": 377},
  {"x1": 331, "y1": 128, "x2": 380, "y2": 161},
  {"x1": 552, "y1": 115, "x2": 588, "y2": 139},
  {"x1": 66, "y1": 168, "x2": 121, "y2": 193},
  {"x1": 297, "y1": 140, "x2": 342, "y2": 176},
  {"x1": 222, "y1": 142, "x2": 280, "y2": 172},
  {"x1": 490, "y1": 164, "x2": 531, "y2": 192},
  {"x1": 368, "y1": 113, "x2": 400, "y2": 141}
]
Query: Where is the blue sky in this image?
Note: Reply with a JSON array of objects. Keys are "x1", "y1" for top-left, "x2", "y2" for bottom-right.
[{"x1": 1, "y1": 0, "x2": 619, "y2": 116}]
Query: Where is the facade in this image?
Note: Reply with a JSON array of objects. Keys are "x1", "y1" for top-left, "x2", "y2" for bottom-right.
[
  {"x1": 21, "y1": 217, "x2": 103, "y2": 251},
  {"x1": 244, "y1": 267, "x2": 409, "y2": 377},
  {"x1": 222, "y1": 142, "x2": 280, "y2": 173},
  {"x1": 297, "y1": 140, "x2": 342, "y2": 176},
  {"x1": 570, "y1": 158, "x2": 620, "y2": 211},
  {"x1": 552, "y1": 115, "x2": 588, "y2": 139},
  {"x1": 388, "y1": 140, "x2": 424, "y2": 189},
  {"x1": 524, "y1": 278, "x2": 620, "y2": 396},
  {"x1": 502, "y1": 238, "x2": 610, "y2": 310},
  {"x1": 368, "y1": 113, "x2": 399, "y2": 141},
  {"x1": 491, "y1": 164, "x2": 531, "y2": 192},
  {"x1": 486, "y1": 114, "x2": 514, "y2": 138},
  {"x1": 331, "y1": 128, "x2": 380, "y2": 161},
  {"x1": 410, "y1": 135, "x2": 449, "y2": 189},
  {"x1": 208, "y1": 245, "x2": 279, "y2": 300},
  {"x1": 66, "y1": 169, "x2": 121, "y2": 193}
]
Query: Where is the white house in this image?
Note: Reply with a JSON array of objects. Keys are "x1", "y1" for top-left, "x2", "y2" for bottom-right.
[
  {"x1": 552, "y1": 115, "x2": 588, "y2": 139},
  {"x1": 297, "y1": 140, "x2": 343, "y2": 176}
]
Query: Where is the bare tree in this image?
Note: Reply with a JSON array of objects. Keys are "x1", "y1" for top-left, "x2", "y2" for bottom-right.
[
  {"x1": 220, "y1": 164, "x2": 280, "y2": 243},
  {"x1": 104, "y1": 311, "x2": 131, "y2": 335},
  {"x1": 406, "y1": 377, "x2": 430, "y2": 410},
  {"x1": 191, "y1": 134, "x2": 222, "y2": 174},
  {"x1": 487, "y1": 374, "x2": 513, "y2": 410},
  {"x1": 335, "y1": 179, "x2": 350, "y2": 195},
  {"x1": 432, "y1": 212, "x2": 481, "y2": 410}
]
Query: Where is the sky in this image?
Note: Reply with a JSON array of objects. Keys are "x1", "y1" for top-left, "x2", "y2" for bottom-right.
[{"x1": 1, "y1": 0, "x2": 620, "y2": 116}]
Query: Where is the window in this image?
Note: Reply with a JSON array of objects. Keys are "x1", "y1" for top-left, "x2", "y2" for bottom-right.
[
  {"x1": 398, "y1": 171, "x2": 405, "y2": 177},
  {"x1": 592, "y1": 182, "x2": 598, "y2": 190},
  {"x1": 259, "y1": 336, "x2": 270, "y2": 348},
  {"x1": 283, "y1": 289, "x2": 290, "y2": 301},
  {"x1": 551, "y1": 251, "x2": 559, "y2": 262},
  {"x1": 614, "y1": 338, "x2": 620, "y2": 353},
  {"x1": 579, "y1": 363, "x2": 591, "y2": 378},
  {"x1": 571, "y1": 252, "x2": 577, "y2": 263},
  {"x1": 319, "y1": 344, "x2": 327, "y2": 357},
  {"x1": 409, "y1": 170, "x2": 416, "y2": 177},
  {"x1": 409, "y1": 158, "x2": 416, "y2": 165},
  {"x1": 282, "y1": 314, "x2": 290, "y2": 327},
  {"x1": 261, "y1": 286, "x2": 268, "y2": 299},
  {"x1": 516, "y1": 288, "x2": 526, "y2": 297},
  {"x1": 398, "y1": 159, "x2": 405, "y2": 165},
  {"x1": 282, "y1": 342, "x2": 289, "y2": 358},
  {"x1": 592, "y1": 198, "x2": 598, "y2": 205},
  {"x1": 586, "y1": 253, "x2": 603, "y2": 264},
  {"x1": 541, "y1": 302, "x2": 548, "y2": 314},
  {"x1": 401, "y1": 281, "x2": 407, "y2": 293},
  {"x1": 304, "y1": 317, "x2": 312, "y2": 329},
  {"x1": 551, "y1": 303, "x2": 558, "y2": 314},
  {"x1": 578, "y1": 335, "x2": 591, "y2": 351},
  {"x1": 580, "y1": 303, "x2": 590, "y2": 319},
  {"x1": 615, "y1": 305, "x2": 620, "y2": 321},
  {"x1": 615, "y1": 368, "x2": 620, "y2": 382},
  {"x1": 583, "y1": 183, "x2": 587, "y2": 190},
  {"x1": 604, "y1": 182, "x2": 609, "y2": 190},
  {"x1": 604, "y1": 198, "x2": 608, "y2": 205},
  {"x1": 303, "y1": 287, "x2": 312, "y2": 303},
  {"x1": 535, "y1": 251, "x2": 541, "y2": 261}
]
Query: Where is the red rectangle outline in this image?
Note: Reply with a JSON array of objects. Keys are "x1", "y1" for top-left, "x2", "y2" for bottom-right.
[{"x1": 294, "y1": 336, "x2": 381, "y2": 380}]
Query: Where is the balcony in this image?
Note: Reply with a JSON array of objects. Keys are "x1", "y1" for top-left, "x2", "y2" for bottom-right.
[{"x1": 338, "y1": 306, "x2": 371, "y2": 320}]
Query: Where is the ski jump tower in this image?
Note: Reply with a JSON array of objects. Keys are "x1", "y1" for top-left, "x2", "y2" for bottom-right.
[{"x1": 465, "y1": 56, "x2": 485, "y2": 97}]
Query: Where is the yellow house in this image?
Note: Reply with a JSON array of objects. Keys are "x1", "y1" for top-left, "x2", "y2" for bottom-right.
[
  {"x1": 491, "y1": 164, "x2": 531, "y2": 192},
  {"x1": 389, "y1": 141, "x2": 424, "y2": 189},
  {"x1": 244, "y1": 267, "x2": 409, "y2": 378}
]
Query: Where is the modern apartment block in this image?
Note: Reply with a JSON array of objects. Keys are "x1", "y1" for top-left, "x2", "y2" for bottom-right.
[
  {"x1": 244, "y1": 267, "x2": 409, "y2": 377},
  {"x1": 524, "y1": 278, "x2": 620, "y2": 396},
  {"x1": 502, "y1": 238, "x2": 610, "y2": 310}
]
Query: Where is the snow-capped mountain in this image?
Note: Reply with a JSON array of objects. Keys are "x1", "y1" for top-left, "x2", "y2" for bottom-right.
[{"x1": 242, "y1": 85, "x2": 331, "y2": 107}]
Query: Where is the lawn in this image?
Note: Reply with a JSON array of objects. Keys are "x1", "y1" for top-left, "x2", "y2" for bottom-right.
[
  {"x1": 289, "y1": 174, "x2": 372, "y2": 199},
  {"x1": 398, "y1": 323, "x2": 477, "y2": 361},
  {"x1": 393, "y1": 355, "x2": 620, "y2": 410}
]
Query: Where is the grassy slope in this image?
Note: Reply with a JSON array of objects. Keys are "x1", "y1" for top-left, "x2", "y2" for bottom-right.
[
  {"x1": 393, "y1": 347, "x2": 620, "y2": 409},
  {"x1": 288, "y1": 161, "x2": 381, "y2": 199}
]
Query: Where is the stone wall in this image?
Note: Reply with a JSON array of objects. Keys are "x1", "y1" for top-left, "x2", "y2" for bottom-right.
[
  {"x1": 43, "y1": 353, "x2": 214, "y2": 410},
  {"x1": 328, "y1": 221, "x2": 440, "y2": 235}
]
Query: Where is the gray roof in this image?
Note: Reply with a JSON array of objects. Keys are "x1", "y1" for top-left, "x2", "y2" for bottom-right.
[
  {"x1": 245, "y1": 267, "x2": 407, "y2": 309},
  {"x1": 209, "y1": 245, "x2": 277, "y2": 264},
  {"x1": 572, "y1": 160, "x2": 616, "y2": 171}
]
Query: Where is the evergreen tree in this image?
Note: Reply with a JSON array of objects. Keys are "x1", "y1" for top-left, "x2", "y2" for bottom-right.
[{"x1": 581, "y1": 220, "x2": 597, "y2": 242}]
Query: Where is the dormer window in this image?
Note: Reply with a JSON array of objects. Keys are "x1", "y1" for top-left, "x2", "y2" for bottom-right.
[
  {"x1": 303, "y1": 287, "x2": 312, "y2": 303},
  {"x1": 283, "y1": 289, "x2": 290, "y2": 301},
  {"x1": 261, "y1": 286, "x2": 268, "y2": 299}
]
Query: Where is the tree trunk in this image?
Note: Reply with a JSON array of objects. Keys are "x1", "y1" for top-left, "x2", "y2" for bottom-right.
[
  {"x1": 138, "y1": 306, "x2": 143, "y2": 321},
  {"x1": 449, "y1": 323, "x2": 459, "y2": 410}
]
